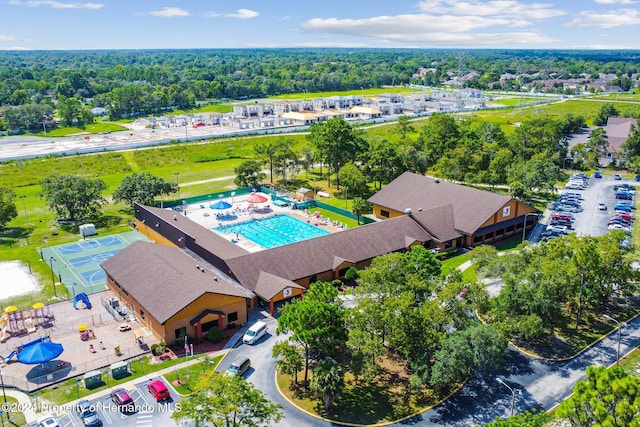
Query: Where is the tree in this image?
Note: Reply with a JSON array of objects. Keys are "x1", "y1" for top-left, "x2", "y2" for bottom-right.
[
  {"x1": 234, "y1": 161, "x2": 266, "y2": 187},
  {"x1": 594, "y1": 103, "x2": 619, "y2": 126},
  {"x1": 310, "y1": 357, "x2": 344, "y2": 411},
  {"x1": 272, "y1": 341, "x2": 304, "y2": 384},
  {"x1": 113, "y1": 172, "x2": 177, "y2": 208},
  {"x1": 254, "y1": 140, "x2": 280, "y2": 184},
  {"x1": 485, "y1": 410, "x2": 549, "y2": 427},
  {"x1": 556, "y1": 366, "x2": 640, "y2": 427},
  {"x1": 395, "y1": 115, "x2": 415, "y2": 139},
  {"x1": 0, "y1": 188, "x2": 18, "y2": 231},
  {"x1": 40, "y1": 175, "x2": 106, "y2": 221},
  {"x1": 277, "y1": 281, "x2": 347, "y2": 387},
  {"x1": 307, "y1": 117, "x2": 366, "y2": 187},
  {"x1": 172, "y1": 370, "x2": 283, "y2": 427},
  {"x1": 350, "y1": 198, "x2": 368, "y2": 225},
  {"x1": 337, "y1": 162, "x2": 368, "y2": 198}
]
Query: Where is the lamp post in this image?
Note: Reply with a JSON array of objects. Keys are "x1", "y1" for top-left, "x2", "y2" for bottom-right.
[
  {"x1": 603, "y1": 314, "x2": 624, "y2": 366},
  {"x1": 360, "y1": 87, "x2": 364, "y2": 98},
  {"x1": 19, "y1": 196, "x2": 28, "y2": 225},
  {"x1": 522, "y1": 213, "x2": 540, "y2": 243},
  {"x1": 72, "y1": 282, "x2": 77, "y2": 299},
  {"x1": 48, "y1": 257, "x2": 57, "y2": 297},
  {"x1": 174, "y1": 172, "x2": 180, "y2": 199},
  {"x1": 231, "y1": 191, "x2": 235, "y2": 204},
  {"x1": 344, "y1": 186, "x2": 349, "y2": 211},
  {"x1": 496, "y1": 377, "x2": 519, "y2": 417},
  {"x1": 0, "y1": 368, "x2": 10, "y2": 422}
]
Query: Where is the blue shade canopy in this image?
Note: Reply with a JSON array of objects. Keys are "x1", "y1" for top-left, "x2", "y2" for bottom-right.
[
  {"x1": 210, "y1": 200, "x2": 232, "y2": 210},
  {"x1": 17, "y1": 340, "x2": 64, "y2": 364}
]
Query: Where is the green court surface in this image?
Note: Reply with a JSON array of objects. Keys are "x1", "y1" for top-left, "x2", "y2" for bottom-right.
[{"x1": 38, "y1": 231, "x2": 149, "y2": 297}]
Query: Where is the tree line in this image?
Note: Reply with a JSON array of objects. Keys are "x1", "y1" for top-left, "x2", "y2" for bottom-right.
[{"x1": 2, "y1": 48, "x2": 640, "y2": 132}]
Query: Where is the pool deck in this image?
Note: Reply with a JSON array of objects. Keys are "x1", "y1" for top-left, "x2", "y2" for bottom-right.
[{"x1": 180, "y1": 193, "x2": 347, "y2": 252}]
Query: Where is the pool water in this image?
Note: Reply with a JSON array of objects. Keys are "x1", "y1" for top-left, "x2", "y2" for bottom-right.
[{"x1": 216, "y1": 215, "x2": 330, "y2": 248}]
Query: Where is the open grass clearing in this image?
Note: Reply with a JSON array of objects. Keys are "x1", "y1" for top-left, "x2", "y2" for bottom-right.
[{"x1": 163, "y1": 355, "x2": 223, "y2": 395}]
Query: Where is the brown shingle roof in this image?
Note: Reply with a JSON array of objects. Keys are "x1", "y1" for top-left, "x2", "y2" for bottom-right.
[
  {"x1": 255, "y1": 272, "x2": 305, "y2": 300},
  {"x1": 410, "y1": 205, "x2": 463, "y2": 241},
  {"x1": 606, "y1": 117, "x2": 637, "y2": 153},
  {"x1": 101, "y1": 241, "x2": 248, "y2": 324},
  {"x1": 141, "y1": 204, "x2": 249, "y2": 259},
  {"x1": 367, "y1": 172, "x2": 512, "y2": 234},
  {"x1": 224, "y1": 214, "x2": 434, "y2": 290}
]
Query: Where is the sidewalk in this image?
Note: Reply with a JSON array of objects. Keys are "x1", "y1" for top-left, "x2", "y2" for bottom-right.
[{"x1": 10, "y1": 317, "x2": 259, "y2": 425}]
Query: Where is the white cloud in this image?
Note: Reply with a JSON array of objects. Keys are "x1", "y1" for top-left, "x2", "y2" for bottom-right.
[
  {"x1": 303, "y1": 14, "x2": 513, "y2": 35},
  {"x1": 594, "y1": 0, "x2": 636, "y2": 4},
  {"x1": 417, "y1": 0, "x2": 565, "y2": 19},
  {"x1": 204, "y1": 11, "x2": 221, "y2": 18},
  {"x1": 225, "y1": 9, "x2": 258, "y2": 19},
  {"x1": 0, "y1": 35, "x2": 18, "y2": 42},
  {"x1": 246, "y1": 41, "x2": 369, "y2": 48},
  {"x1": 565, "y1": 9, "x2": 640, "y2": 27},
  {"x1": 14, "y1": 0, "x2": 103, "y2": 9},
  {"x1": 149, "y1": 7, "x2": 190, "y2": 18}
]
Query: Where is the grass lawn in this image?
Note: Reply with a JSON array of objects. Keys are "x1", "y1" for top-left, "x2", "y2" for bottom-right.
[
  {"x1": 35, "y1": 355, "x2": 189, "y2": 405},
  {"x1": 276, "y1": 354, "x2": 447, "y2": 425},
  {"x1": 163, "y1": 355, "x2": 223, "y2": 396},
  {"x1": 2, "y1": 396, "x2": 27, "y2": 426},
  {"x1": 620, "y1": 346, "x2": 640, "y2": 373}
]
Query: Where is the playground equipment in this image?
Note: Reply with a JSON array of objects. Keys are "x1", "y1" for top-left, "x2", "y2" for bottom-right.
[
  {"x1": 0, "y1": 314, "x2": 10, "y2": 343},
  {"x1": 73, "y1": 292, "x2": 92, "y2": 310},
  {"x1": 24, "y1": 317, "x2": 36, "y2": 334}
]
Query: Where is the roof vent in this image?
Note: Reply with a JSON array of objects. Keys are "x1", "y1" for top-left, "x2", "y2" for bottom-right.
[
  {"x1": 173, "y1": 215, "x2": 177, "y2": 221},
  {"x1": 213, "y1": 276, "x2": 218, "y2": 281},
  {"x1": 195, "y1": 264, "x2": 199, "y2": 269},
  {"x1": 405, "y1": 208, "x2": 413, "y2": 215},
  {"x1": 435, "y1": 178, "x2": 440, "y2": 183},
  {"x1": 418, "y1": 208, "x2": 423, "y2": 212}
]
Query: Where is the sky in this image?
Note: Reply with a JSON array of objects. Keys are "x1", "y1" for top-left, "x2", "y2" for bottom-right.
[{"x1": 1, "y1": 0, "x2": 640, "y2": 50}]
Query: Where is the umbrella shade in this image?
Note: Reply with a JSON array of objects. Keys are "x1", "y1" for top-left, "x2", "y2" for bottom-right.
[
  {"x1": 32, "y1": 303, "x2": 45, "y2": 310},
  {"x1": 17, "y1": 341, "x2": 64, "y2": 364},
  {"x1": 210, "y1": 200, "x2": 232, "y2": 210},
  {"x1": 4, "y1": 306, "x2": 18, "y2": 313},
  {"x1": 246, "y1": 193, "x2": 268, "y2": 204}
]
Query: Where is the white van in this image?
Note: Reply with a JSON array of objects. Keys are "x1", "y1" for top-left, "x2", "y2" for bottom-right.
[{"x1": 243, "y1": 321, "x2": 267, "y2": 345}]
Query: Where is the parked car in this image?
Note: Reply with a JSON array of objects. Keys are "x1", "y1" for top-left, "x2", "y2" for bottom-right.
[
  {"x1": 612, "y1": 213, "x2": 632, "y2": 221},
  {"x1": 110, "y1": 388, "x2": 135, "y2": 412},
  {"x1": 37, "y1": 416, "x2": 60, "y2": 427},
  {"x1": 614, "y1": 203, "x2": 633, "y2": 212},
  {"x1": 147, "y1": 379, "x2": 171, "y2": 402},
  {"x1": 608, "y1": 223, "x2": 631, "y2": 234},
  {"x1": 548, "y1": 225, "x2": 570, "y2": 234},
  {"x1": 594, "y1": 170, "x2": 603, "y2": 178},
  {"x1": 226, "y1": 356, "x2": 251, "y2": 377},
  {"x1": 118, "y1": 324, "x2": 131, "y2": 332},
  {"x1": 77, "y1": 400, "x2": 102, "y2": 427},
  {"x1": 608, "y1": 219, "x2": 631, "y2": 228},
  {"x1": 635, "y1": 174, "x2": 640, "y2": 182},
  {"x1": 552, "y1": 213, "x2": 573, "y2": 221},
  {"x1": 614, "y1": 173, "x2": 622, "y2": 180},
  {"x1": 615, "y1": 192, "x2": 633, "y2": 200},
  {"x1": 598, "y1": 203, "x2": 607, "y2": 211}
]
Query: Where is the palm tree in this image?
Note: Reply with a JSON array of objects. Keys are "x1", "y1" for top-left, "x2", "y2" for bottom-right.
[
  {"x1": 351, "y1": 197, "x2": 368, "y2": 225},
  {"x1": 310, "y1": 358, "x2": 344, "y2": 411}
]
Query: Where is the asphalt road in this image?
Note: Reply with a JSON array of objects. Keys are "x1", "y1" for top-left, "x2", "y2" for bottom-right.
[{"x1": 209, "y1": 308, "x2": 639, "y2": 427}]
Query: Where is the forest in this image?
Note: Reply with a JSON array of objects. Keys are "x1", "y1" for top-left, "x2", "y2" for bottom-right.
[{"x1": 1, "y1": 48, "x2": 640, "y2": 131}]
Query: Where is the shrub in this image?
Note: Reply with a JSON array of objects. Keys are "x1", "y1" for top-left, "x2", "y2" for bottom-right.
[{"x1": 206, "y1": 327, "x2": 225, "y2": 343}]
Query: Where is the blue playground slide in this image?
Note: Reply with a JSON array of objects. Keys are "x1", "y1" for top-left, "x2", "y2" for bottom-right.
[
  {"x1": 4, "y1": 350, "x2": 17, "y2": 361},
  {"x1": 73, "y1": 292, "x2": 92, "y2": 310}
]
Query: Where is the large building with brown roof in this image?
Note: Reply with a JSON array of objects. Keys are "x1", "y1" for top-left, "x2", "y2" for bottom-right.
[
  {"x1": 367, "y1": 172, "x2": 539, "y2": 247},
  {"x1": 102, "y1": 175, "x2": 538, "y2": 345}
]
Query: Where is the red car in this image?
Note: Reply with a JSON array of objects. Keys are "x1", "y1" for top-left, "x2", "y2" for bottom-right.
[
  {"x1": 110, "y1": 388, "x2": 134, "y2": 412},
  {"x1": 147, "y1": 379, "x2": 170, "y2": 401}
]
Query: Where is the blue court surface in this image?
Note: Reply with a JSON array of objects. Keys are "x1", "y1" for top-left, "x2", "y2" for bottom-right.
[{"x1": 39, "y1": 231, "x2": 149, "y2": 296}]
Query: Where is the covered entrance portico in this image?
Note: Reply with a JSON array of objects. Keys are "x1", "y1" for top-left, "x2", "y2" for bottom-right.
[
  {"x1": 255, "y1": 271, "x2": 306, "y2": 316},
  {"x1": 190, "y1": 309, "x2": 226, "y2": 341}
]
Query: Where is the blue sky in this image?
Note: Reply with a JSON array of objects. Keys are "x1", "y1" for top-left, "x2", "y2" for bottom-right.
[{"x1": 1, "y1": 0, "x2": 639, "y2": 50}]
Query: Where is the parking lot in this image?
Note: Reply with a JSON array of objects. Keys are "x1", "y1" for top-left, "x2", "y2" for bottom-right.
[
  {"x1": 537, "y1": 172, "x2": 636, "y2": 243},
  {"x1": 45, "y1": 377, "x2": 180, "y2": 427}
]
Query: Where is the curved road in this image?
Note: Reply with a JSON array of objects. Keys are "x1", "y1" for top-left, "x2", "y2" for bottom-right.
[{"x1": 231, "y1": 312, "x2": 640, "y2": 427}]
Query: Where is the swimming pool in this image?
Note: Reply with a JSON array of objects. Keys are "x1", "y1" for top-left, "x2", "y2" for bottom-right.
[{"x1": 216, "y1": 215, "x2": 330, "y2": 248}]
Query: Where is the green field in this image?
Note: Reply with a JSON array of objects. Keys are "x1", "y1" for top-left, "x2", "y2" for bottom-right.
[{"x1": 4, "y1": 92, "x2": 640, "y2": 308}]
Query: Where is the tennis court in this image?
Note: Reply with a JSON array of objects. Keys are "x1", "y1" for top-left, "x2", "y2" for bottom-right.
[{"x1": 39, "y1": 231, "x2": 149, "y2": 296}]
